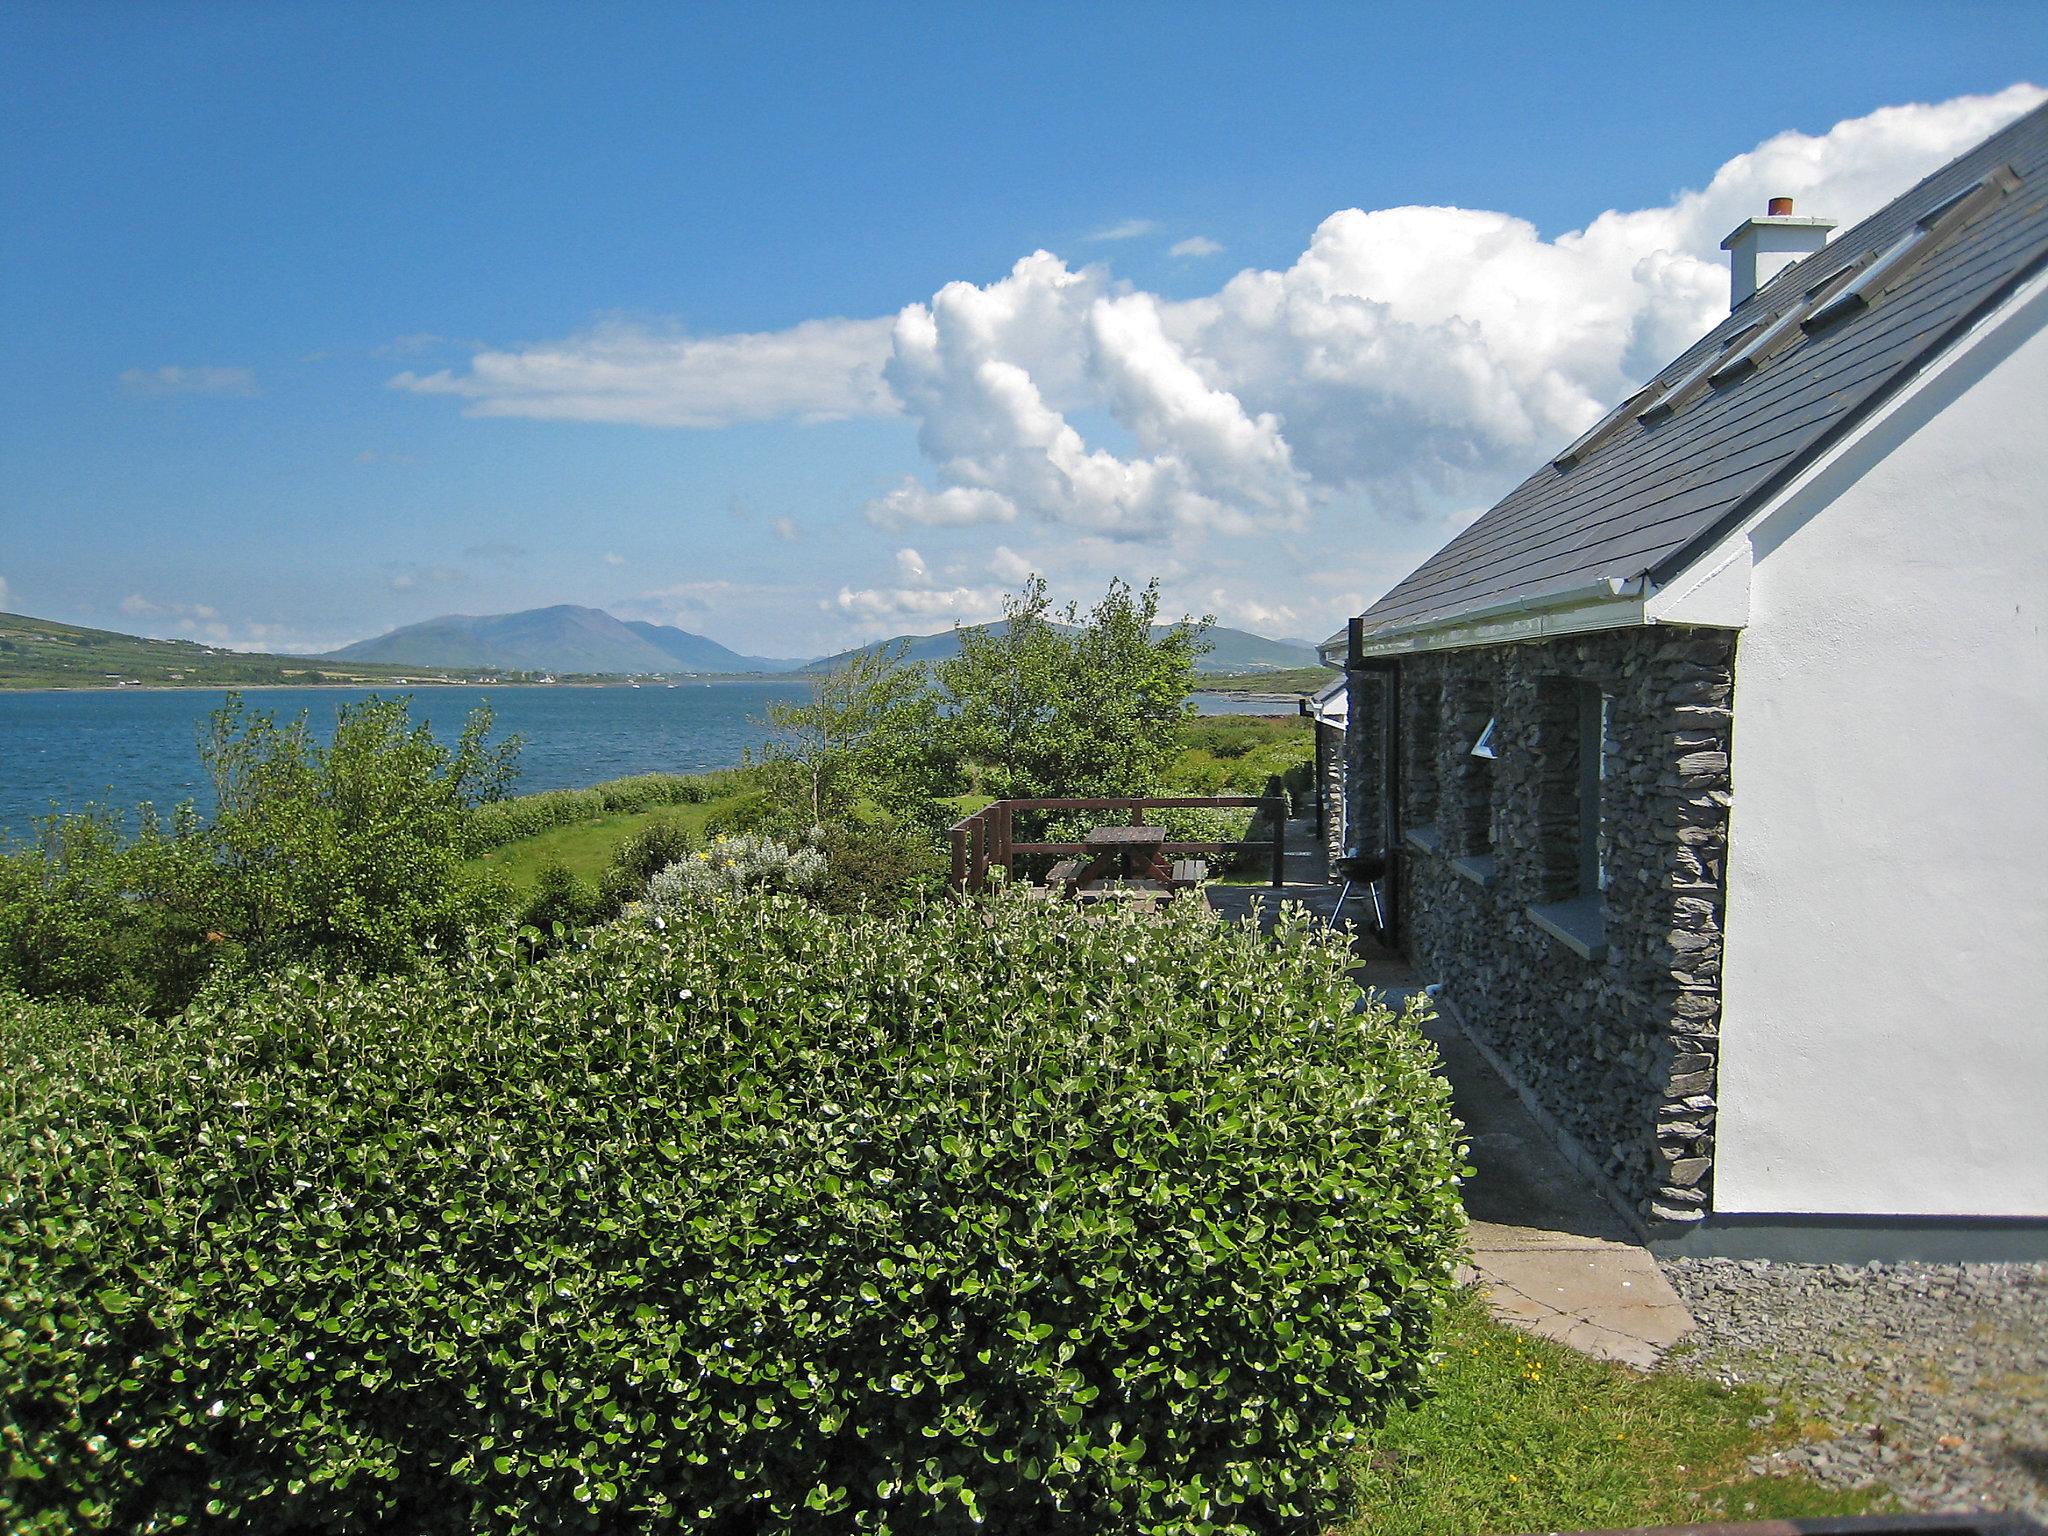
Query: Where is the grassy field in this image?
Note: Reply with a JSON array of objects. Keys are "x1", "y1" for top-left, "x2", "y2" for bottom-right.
[
  {"x1": 1197, "y1": 665, "x2": 1333, "y2": 697},
  {"x1": 469, "y1": 801, "x2": 734, "y2": 889},
  {"x1": 1341, "y1": 1292, "x2": 1878, "y2": 1535}
]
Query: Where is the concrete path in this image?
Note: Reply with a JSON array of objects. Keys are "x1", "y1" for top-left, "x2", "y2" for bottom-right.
[
  {"x1": 1195, "y1": 807, "x2": 1693, "y2": 1367},
  {"x1": 1406, "y1": 1008, "x2": 1695, "y2": 1369}
]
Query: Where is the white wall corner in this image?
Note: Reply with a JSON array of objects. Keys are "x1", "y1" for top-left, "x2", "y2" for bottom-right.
[{"x1": 1645, "y1": 538, "x2": 1752, "y2": 628}]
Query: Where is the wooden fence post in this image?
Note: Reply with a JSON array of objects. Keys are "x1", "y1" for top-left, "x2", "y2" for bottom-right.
[{"x1": 949, "y1": 826, "x2": 966, "y2": 889}]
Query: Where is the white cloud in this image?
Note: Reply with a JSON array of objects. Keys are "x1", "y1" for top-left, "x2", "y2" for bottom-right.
[
  {"x1": 1170, "y1": 236, "x2": 1224, "y2": 258},
  {"x1": 770, "y1": 516, "x2": 800, "y2": 543},
  {"x1": 987, "y1": 545, "x2": 1034, "y2": 584},
  {"x1": 832, "y1": 581, "x2": 1007, "y2": 632},
  {"x1": 0, "y1": 575, "x2": 10, "y2": 611},
  {"x1": 390, "y1": 315, "x2": 898, "y2": 428},
  {"x1": 119, "y1": 365, "x2": 258, "y2": 397},
  {"x1": 1089, "y1": 218, "x2": 1159, "y2": 241},
  {"x1": 894, "y1": 547, "x2": 929, "y2": 582},
  {"x1": 393, "y1": 86, "x2": 2043, "y2": 603},
  {"x1": 866, "y1": 479, "x2": 1018, "y2": 528},
  {"x1": 604, "y1": 552, "x2": 627, "y2": 566}
]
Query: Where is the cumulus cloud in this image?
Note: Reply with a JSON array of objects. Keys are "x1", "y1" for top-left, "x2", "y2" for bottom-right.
[
  {"x1": 396, "y1": 86, "x2": 2042, "y2": 593},
  {"x1": 987, "y1": 545, "x2": 1034, "y2": 584},
  {"x1": 1089, "y1": 218, "x2": 1159, "y2": 241},
  {"x1": 1170, "y1": 236, "x2": 1224, "y2": 258},
  {"x1": 770, "y1": 516, "x2": 800, "y2": 543},
  {"x1": 119, "y1": 365, "x2": 258, "y2": 397},
  {"x1": 391, "y1": 315, "x2": 898, "y2": 427}
]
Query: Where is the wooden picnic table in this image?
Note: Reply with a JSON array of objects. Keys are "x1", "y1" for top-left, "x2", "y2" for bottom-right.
[{"x1": 1079, "y1": 823, "x2": 1172, "y2": 888}]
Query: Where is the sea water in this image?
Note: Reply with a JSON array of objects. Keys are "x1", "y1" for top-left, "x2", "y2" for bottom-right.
[{"x1": 0, "y1": 684, "x2": 1289, "y2": 837}]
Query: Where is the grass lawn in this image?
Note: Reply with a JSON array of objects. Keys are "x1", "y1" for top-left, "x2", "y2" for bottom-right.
[
  {"x1": 1342, "y1": 1291, "x2": 1881, "y2": 1535},
  {"x1": 469, "y1": 802, "x2": 729, "y2": 890}
]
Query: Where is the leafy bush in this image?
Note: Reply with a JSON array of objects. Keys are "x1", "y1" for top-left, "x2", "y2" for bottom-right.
[
  {"x1": 0, "y1": 805, "x2": 220, "y2": 1014},
  {"x1": 813, "y1": 820, "x2": 947, "y2": 914},
  {"x1": 700, "y1": 788, "x2": 773, "y2": 840},
  {"x1": 0, "y1": 893, "x2": 1466, "y2": 1535},
  {"x1": 520, "y1": 861, "x2": 600, "y2": 933},
  {"x1": 644, "y1": 831, "x2": 826, "y2": 911},
  {"x1": 0, "y1": 694, "x2": 515, "y2": 1013},
  {"x1": 607, "y1": 816, "x2": 697, "y2": 887}
]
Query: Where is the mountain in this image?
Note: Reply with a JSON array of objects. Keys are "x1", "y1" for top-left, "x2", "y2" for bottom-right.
[
  {"x1": 327, "y1": 605, "x2": 803, "y2": 675},
  {"x1": 620, "y1": 621, "x2": 806, "y2": 674},
  {"x1": 808, "y1": 623, "x2": 1319, "y2": 675}
]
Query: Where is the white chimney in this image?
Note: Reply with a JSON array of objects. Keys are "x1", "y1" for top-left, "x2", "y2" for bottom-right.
[{"x1": 1720, "y1": 197, "x2": 1835, "y2": 309}]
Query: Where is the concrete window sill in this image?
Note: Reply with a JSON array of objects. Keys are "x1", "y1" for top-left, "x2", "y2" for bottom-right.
[
  {"x1": 1527, "y1": 895, "x2": 1608, "y2": 960},
  {"x1": 1403, "y1": 825, "x2": 1444, "y2": 855},
  {"x1": 1451, "y1": 853, "x2": 1498, "y2": 888}
]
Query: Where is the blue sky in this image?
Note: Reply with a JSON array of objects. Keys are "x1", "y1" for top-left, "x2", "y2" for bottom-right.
[{"x1": 3, "y1": 3, "x2": 2044, "y2": 657}]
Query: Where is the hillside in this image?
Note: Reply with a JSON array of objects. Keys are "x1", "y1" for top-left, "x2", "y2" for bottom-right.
[
  {"x1": 0, "y1": 611, "x2": 472, "y2": 690},
  {"x1": 808, "y1": 622, "x2": 1319, "y2": 675},
  {"x1": 328, "y1": 605, "x2": 802, "y2": 675}
]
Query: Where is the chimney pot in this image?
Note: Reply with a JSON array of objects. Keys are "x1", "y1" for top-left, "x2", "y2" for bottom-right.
[{"x1": 1767, "y1": 196, "x2": 1795, "y2": 217}]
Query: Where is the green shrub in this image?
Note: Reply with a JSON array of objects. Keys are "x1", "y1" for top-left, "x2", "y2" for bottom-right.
[
  {"x1": 700, "y1": 788, "x2": 772, "y2": 840},
  {"x1": 519, "y1": 861, "x2": 599, "y2": 933},
  {"x1": 0, "y1": 805, "x2": 221, "y2": 1014},
  {"x1": 608, "y1": 817, "x2": 697, "y2": 887},
  {"x1": 0, "y1": 893, "x2": 1466, "y2": 1535},
  {"x1": 644, "y1": 831, "x2": 826, "y2": 911},
  {"x1": 814, "y1": 820, "x2": 947, "y2": 914}
]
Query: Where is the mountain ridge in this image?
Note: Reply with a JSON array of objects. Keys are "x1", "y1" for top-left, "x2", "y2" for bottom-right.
[{"x1": 326, "y1": 605, "x2": 805, "y2": 675}]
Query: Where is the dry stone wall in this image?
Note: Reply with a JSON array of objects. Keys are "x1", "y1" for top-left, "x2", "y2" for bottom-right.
[{"x1": 1355, "y1": 627, "x2": 1736, "y2": 1227}]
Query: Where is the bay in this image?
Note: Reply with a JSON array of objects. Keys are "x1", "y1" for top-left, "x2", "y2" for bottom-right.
[{"x1": 0, "y1": 685, "x2": 1290, "y2": 838}]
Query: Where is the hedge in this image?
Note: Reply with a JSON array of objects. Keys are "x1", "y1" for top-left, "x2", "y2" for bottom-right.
[
  {"x1": 1, "y1": 892, "x2": 1466, "y2": 1535},
  {"x1": 464, "y1": 768, "x2": 748, "y2": 853}
]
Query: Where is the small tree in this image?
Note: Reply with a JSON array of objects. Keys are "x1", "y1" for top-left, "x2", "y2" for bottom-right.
[
  {"x1": 938, "y1": 576, "x2": 1211, "y2": 800},
  {"x1": 202, "y1": 693, "x2": 520, "y2": 975},
  {"x1": 761, "y1": 641, "x2": 948, "y2": 830}
]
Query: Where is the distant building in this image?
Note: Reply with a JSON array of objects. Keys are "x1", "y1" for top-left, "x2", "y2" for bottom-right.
[{"x1": 1324, "y1": 103, "x2": 2048, "y2": 1260}]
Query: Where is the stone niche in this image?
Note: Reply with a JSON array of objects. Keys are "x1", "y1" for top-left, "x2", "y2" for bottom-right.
[{"x1": 1353, "y1": 626, "x2": 1736, "y2": 1227}]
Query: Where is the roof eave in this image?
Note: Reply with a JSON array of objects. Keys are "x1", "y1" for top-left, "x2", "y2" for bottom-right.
[{"x1": 1347, "y1": 575, "x2": 1651, "y2": 660}]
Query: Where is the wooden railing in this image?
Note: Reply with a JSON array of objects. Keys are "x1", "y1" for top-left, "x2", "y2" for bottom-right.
[{"x1": 947, "y1": 793, "x2": 1288, "y2": 893}]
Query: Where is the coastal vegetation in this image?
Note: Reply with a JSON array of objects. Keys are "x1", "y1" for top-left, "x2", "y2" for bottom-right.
[{"x1": 0, "y1": 574, "x2": 1856, "y2": 1534}]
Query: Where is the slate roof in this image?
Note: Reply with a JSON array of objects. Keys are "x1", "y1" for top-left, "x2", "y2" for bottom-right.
[{"x1": 1350, "y1": 100, "x2": 2048, "y2": 643}]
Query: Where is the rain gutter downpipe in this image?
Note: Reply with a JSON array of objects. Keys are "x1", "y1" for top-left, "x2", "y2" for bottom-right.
[{"x1": 1346, "y1": 615, "x2": 1402, "y2": 945}]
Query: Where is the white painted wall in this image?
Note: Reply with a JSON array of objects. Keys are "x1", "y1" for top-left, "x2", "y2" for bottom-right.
[{"x1": 1713, "y1": 281, "x2": 2048, "y2": 1216}]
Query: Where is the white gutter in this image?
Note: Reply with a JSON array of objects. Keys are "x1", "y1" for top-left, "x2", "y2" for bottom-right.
[{"x1": 1331, "y1": 575, "x2": 1650, "y2": 662}]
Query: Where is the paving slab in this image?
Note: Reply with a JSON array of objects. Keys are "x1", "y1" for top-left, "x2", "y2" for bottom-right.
[{"x1": 1415, "y1": 1008, "x2": 1695, "y2": 1370}]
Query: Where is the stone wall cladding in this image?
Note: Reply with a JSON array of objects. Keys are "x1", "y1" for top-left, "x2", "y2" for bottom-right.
[{"x1": 1368, "y1": 627, "x2": 1736, "y2": 1227}]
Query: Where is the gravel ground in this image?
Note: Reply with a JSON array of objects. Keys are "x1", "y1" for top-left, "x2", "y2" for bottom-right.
[{"x1": 1660, "y1": 1258, "x2": 2048, "y2": 1519}]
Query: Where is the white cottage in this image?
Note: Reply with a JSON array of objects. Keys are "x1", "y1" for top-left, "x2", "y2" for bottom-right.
[{"x1": 1325, "y1": 102, "x2": 2048, "y2": 1260}]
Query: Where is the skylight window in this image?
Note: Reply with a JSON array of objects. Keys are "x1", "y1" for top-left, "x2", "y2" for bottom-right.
[
  {"x1": 1638, "y1": 322, "x2": 1761, "y2": 423},
  {"x1": 1803, "y1": 227, "x2": 1928, "y2": 329},
  {"x1": 1805, "y1": 165, "x2": 2019, "y2": 332},
  {"x1": 1708, "y1": 304, "x2": 1809, "y2": 385}
]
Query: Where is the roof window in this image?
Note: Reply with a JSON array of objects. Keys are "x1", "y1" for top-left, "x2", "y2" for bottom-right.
[
  {"x1": 1708, "y1": 304, "x2": 1810, "y2": 385},
  {"x1": 1805, "y1": 164, "x2": 2020, "y2": 332},
  {"x1": 1638, "y1": 321, "x2": 1762, "y2": 424}
]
